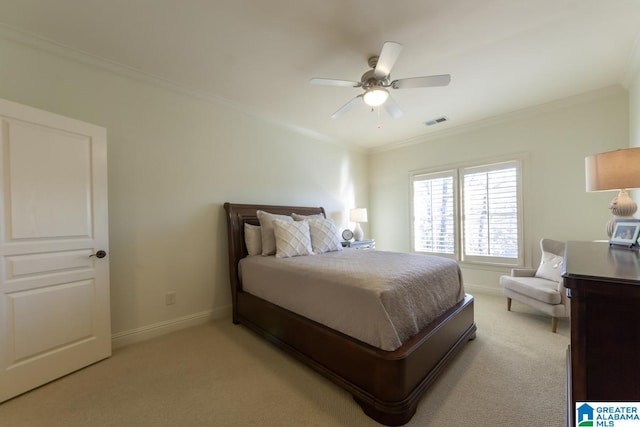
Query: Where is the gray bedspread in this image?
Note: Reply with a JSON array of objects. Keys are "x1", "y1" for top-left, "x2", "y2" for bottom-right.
[{"x1": 239, "y1": 249, "x2": 465, "y2": 351}]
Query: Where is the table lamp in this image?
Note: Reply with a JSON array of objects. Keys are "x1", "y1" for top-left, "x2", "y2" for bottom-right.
[
  {"x1": 350, "y1": 208, "x2": 368, "y2": 241},
  {"x1": 585, "y1": 147, "x2": 640, "y2": 237}
]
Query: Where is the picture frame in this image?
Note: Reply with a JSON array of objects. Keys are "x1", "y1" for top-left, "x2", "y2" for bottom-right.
[{"x1": 609, "y1": 219, "x2": 640, "y2": 248}]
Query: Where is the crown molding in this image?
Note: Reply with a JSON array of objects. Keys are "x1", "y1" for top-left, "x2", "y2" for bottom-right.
[
  {"x1": 0, "y1": 24, "x2": 361, "y2": 152},
  {"x1": 622, "y1": 33, "x2": 640, "y2": 89},
  {"x1": 372, "y1": 85, "x2": 626, "y2": 154},
  {"x1": 2, "y1": 22, "x2": 623, "y2": 156}
]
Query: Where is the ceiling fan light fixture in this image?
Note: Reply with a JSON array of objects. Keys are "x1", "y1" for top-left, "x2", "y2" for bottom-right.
[{"x1": 363, "y1": 87, "x2": 389, "y2": 107}]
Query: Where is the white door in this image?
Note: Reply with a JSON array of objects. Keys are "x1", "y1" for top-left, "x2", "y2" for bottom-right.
[{"x1": 0, "y1": 98, "x2": 110, "y2": 402}]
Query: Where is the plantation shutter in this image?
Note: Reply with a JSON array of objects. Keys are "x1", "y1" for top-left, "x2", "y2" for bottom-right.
[
  {"x1": 412, "y1": 171, "x2": 456, "y2": 255},
  {"x1": 462, "y1": 161, "x2": 520, "y2": 263}
]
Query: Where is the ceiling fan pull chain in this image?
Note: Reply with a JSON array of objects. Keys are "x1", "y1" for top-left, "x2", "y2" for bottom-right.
[{"x1": 377, "y1": 106, "x2": 382, "y2": 128}]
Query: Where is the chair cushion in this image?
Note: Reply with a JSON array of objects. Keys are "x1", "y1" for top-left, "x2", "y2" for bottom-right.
[
  {"x1": 535, "y1": 250, "x2": 563, "y2": 282},
  {"x1": 500, "y1": 275, "x2": 562, "y2": 305}
]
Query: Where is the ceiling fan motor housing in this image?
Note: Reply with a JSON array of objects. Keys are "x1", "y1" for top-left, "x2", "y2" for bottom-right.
[{"x1": 361, "y1": 69, "x2": 389, "y2": 90}]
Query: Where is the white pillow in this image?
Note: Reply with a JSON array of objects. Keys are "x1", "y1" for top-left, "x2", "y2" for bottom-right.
[
  {"x1": 244, "y1": 223, "x2": 262, "y2": 256},
  {"x1": 292, "y1": 213, "x2": 325, "y2": 221},
  {"x1": 257, "y1": 210, "x2": 293, "y2": 256},
  {"x1": 273, "y1": 219, "x2": 314, "y2": 258},
  {"x1": 308, "y1": 218, "x2": 343, "y2": 254},
  {"x1": 535, "y1": 251, "x2": 564, "y2": 282}
]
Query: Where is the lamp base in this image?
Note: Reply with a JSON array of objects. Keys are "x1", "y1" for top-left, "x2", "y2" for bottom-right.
[
  {"x1": 606, "y1": 190, "x2": 638, "y2": 237},
  {"x1": 353, "y1": 223, "x2": 364, "y2": 241},
  {"x1": 609, "y1": 189, "x2": 637, "y2": 217}
]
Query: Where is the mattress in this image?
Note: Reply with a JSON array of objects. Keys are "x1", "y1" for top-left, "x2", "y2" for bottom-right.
[{"x1": 239, "y1": 249, "x2": 465, "y2": 351}]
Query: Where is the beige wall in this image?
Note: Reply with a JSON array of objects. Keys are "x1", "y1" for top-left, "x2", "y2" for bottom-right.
[
  {"x1": 630, "y1": 67, "x2": 640, "y2": 147},
  {"x1": 369, "y1": 87, "x2": 629, "y2": 294},
  {"x1": 0, "y1": 32, "x2": 368, "y2": 341},
  {"x1": 629, "y1": 63, "x2": 640, "y2": 204}
]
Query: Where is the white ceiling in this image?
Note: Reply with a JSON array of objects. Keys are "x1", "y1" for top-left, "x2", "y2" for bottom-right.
[{"x1": 1, "y1": 0, "x2": 640, "y2": 150}]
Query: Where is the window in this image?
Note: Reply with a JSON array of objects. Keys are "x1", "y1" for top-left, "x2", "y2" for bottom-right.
[
  {"x1": 412, "y1": 171, "x2": 456, "y2": 255},
  {"x1": 411, "y1": 159, "x2": 523, "y2": 266}
]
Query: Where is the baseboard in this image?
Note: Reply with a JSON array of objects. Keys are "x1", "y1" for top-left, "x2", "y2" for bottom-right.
[
  {"x1": 464, "y1": 283, "x2": 503, "y2": 297},
  {"x1": 111, "y1": 305, "x2": 232, "y2": 349}
]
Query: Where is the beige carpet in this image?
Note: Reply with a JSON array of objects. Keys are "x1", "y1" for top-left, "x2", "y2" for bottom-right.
[{"x1": 0, "y1": 293, "x2": 569, "y2": 426}]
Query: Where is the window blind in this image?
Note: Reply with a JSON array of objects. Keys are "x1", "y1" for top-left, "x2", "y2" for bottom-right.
[
  {"x1": 462, "y1": 165, "x2": 519, "y2": 259},
  {"x1": 412, "y1": 172, "x2": 455, "y2": 254},
  {"x1": 411, "y1": 158, "x2": 522, "y2": 266}
]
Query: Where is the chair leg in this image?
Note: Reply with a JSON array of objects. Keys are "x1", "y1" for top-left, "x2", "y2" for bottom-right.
[
  {"x1": 551, "y1": 317, "x2": 558, "y2": 333},
  {"x1": 507, "y1": 298, "x2": 512, "y2": 311}
]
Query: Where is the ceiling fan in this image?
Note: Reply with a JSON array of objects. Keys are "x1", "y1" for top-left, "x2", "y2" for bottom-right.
[{"x1": 310, "y1": 41, "x2": 450, "y2": 119}]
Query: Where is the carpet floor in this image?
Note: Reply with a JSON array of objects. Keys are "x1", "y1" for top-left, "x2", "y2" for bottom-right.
[{"x1": 0, "y1": 293, "x2": 569, "y2": 426}]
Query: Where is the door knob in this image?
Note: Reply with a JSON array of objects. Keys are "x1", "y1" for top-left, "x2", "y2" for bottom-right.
[{"x1": 90, "y1": 250, "x2": 107, "y2": 259}]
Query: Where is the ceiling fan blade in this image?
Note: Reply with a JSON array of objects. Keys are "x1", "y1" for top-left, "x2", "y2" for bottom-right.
[
  {"x1": 310, "y1": 78, "x2": 360, "y2": 88},
  {"x1": 374, "y1": 41, "x2": 403, "y2": 79},
  {"x1": 331, "y1": 96, "x2": 362, "y2": 119},
  {"x1": 392, "y1": 74, "x2": 451, "y2": 89},
  {"x1": 383, "y1": 96, "x2": 403, "y2": 119}
]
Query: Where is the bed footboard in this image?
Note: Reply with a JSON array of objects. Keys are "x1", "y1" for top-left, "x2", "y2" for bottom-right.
[{"x1": 237, "y1": 291, "x2": 475, "y2": 426}]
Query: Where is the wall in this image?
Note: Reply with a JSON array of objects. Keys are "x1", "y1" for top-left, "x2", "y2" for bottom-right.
[
  {"x1": 369, "y1": 87, "x2": 629, "y2": 294},
  {"x1": 0, "y1": 31, "x2": 368, "y2": 344},
  {"x1": 630, "y1": 61, "x2": 640, "y2": 147},
  {"x1": 628, "y1": 46, "x2": 640, "y2": 209}
]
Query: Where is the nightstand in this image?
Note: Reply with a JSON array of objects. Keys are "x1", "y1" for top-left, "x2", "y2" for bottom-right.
[{"x1": 342, "y1": 239, "x2": 375, "y2": 249}]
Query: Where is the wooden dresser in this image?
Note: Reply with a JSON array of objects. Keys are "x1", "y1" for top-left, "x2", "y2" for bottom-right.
[{"x1": 563, "y1": 241, "x2": 640, "y2": 427}]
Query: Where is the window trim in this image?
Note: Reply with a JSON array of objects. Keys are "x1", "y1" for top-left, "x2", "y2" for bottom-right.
[{"x1": 410, "y1": 155, "x2": 525, "y2": 267}]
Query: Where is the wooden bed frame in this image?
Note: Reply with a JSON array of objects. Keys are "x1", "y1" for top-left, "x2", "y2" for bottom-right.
[{"x1": 224, "y1": 203, "x2": 476, "y2": 426}]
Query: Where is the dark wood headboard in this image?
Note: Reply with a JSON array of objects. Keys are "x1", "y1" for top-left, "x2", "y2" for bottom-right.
[{"x1": 223, "y1": 203, "x2": 326, "y2": 321}]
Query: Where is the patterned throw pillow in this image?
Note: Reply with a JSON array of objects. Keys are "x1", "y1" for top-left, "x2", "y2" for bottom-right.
[
  {"x1": 273, "y1": 219, "x2": 314, "y2": 258},
  {"x1": 308, "y1": 218, "x2": 343, "y2": 254},
  {"x1": 291, "y1": 213, "x2": 325, "y2": 221}
]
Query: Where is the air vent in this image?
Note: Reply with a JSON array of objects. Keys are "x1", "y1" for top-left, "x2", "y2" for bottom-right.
[{"x1": 424, "y1": 116, "x2": 448, "y2": 126}]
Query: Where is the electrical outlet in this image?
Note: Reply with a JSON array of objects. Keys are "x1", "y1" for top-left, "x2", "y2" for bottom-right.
[{"x1": 166, "y1": 291, "x2": 176, "y2": 305}]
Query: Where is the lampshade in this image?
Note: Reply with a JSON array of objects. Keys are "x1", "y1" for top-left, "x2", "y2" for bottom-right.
[
  {"x1": 350, "y1": 208, "x2": 368, "y2": 223},
  {"x1": 585, "y1": 147, "x2": 640, "y2": 192},
  {"x1": 362, "y1": 87, "x2": 389, "y2": 107}
]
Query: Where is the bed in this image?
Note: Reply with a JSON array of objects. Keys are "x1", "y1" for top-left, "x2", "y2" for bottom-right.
[{"x1": 224, "y1": 203, "x2": 476, "y2": 426}]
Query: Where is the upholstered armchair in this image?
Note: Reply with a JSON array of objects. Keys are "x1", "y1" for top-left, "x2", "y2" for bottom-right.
[{"x1": 500, "y1": 238, "x2": 569, "y2": 332}]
